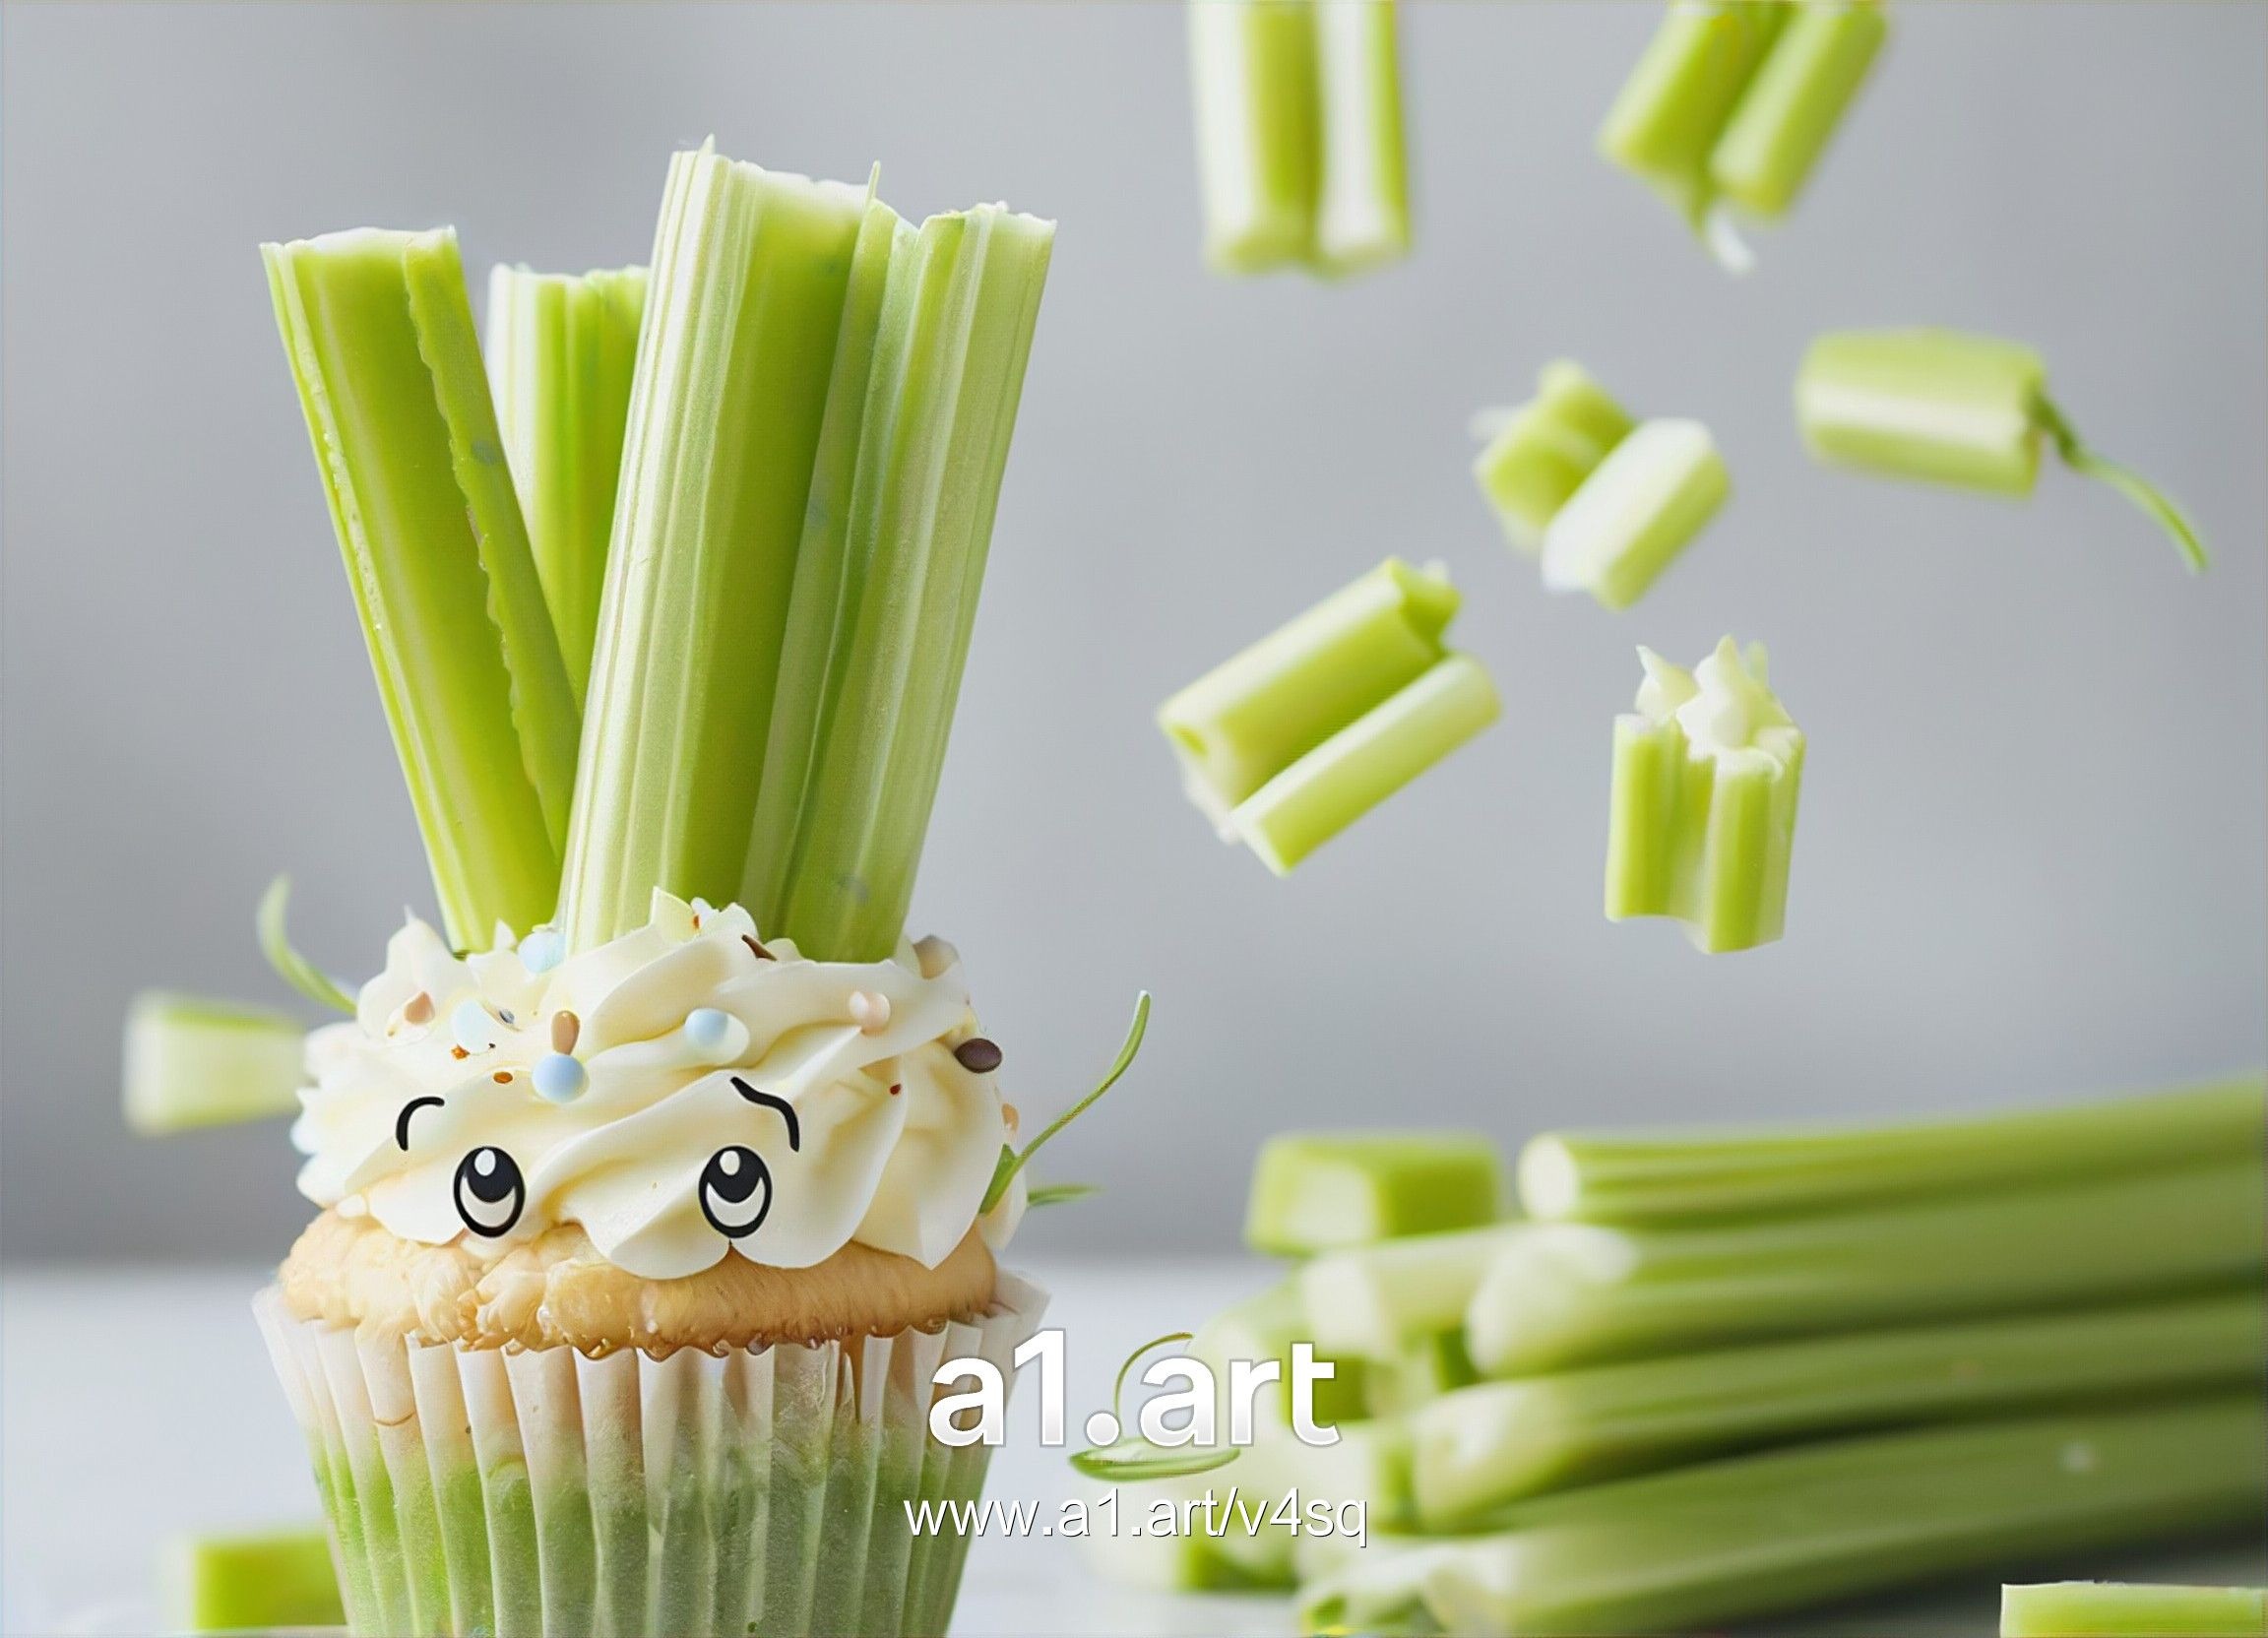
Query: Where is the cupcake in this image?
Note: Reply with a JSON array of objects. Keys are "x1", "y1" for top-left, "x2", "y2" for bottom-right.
[
  {"x1": 257, "y1": 895, "x2": 1040, "y2": 1637},
  {"x1": 159, "y1": 137, "x2": 1072, "y2": 1636}
]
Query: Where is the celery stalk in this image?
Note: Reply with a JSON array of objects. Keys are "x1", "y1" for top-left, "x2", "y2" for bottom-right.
[
  {"x1": 1363, "y1": 1330, "x2": 1478, "y2": 1418},
  {"x1": 484, "y1": 263, "x2": 647, "y2": 707},
  {"x1": 1599, "y1": 2, "x2": 1788, "y2": 223},
  {"x1": 1192, "y1": 1281, "x2": 1370, "y2": 1433},
  {"x1": 162, "y1": 1527, "x2": 344, "y2": 1632},
  {"x1": 123, "y1": 992, "x2": 306, "y2": 1135},
  {"x1": 760, "y1": 203, "x2": 1054, "y2": 960},
  {"x1": 1518, "y1": 1074, "x2": 2268, "y2": 1226},
  {"x1": 1708, "y1": 3, "x2": 1888, "y2": 220},
  {"x1": 1539, "y1": 417, "x2": 1729, "y2": 609},
  {"x1": 1233, "y1": 653, "x2": 1500, "y2": 874},
  {"x1": 1307, "y1": 1396, "x2": 2267, "y2": 1638},
  {"x1": 1465, "y1": 1161, "x2": 2267, "y2": 1377},
  {"x1": 1189, "y1": 0, "x2": 1320, "y2": 273},
  {"x1": 1161, "y1": 558, "x2": 1461, "y2": 821},
  {"x1": 1311, "y1": 0, "x2": 1411, "y2": 276},
  {"x1": 1414, "y1": 1291, "x2": 2265, "y2": 1528},
  {"x1": 264, "y1": 227, "x2": 580, "y2": 950},
  {"x1": 1300, "y1": 1225, "x2": 1525, "y2": 1357},
  {"x1": 2002, "y1": 1581, "x2": 2268, "y2": 1637},
  {"x1": 1471, "y1": 360, "x2": 1636, "y2": 553},
  {"x1": 556, "y1": 149, "x2": 870, "y2": 950},
  {"x1": 1244, "y1": 1131, "x2": 1503, "y2": 1255}
]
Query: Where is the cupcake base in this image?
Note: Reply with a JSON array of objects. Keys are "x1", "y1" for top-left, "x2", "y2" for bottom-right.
[{"x1": 254, "y1": 1273, "x2": 1046, "y2": 1637}]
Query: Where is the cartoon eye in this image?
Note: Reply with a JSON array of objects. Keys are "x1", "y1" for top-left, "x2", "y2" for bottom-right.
[
  {"x1": 699, "y1": 1146, "x2": 773, "y2": 1239},
  {"x1": 453, "y1": 1146, "x2": 526, "y2": 1238}
]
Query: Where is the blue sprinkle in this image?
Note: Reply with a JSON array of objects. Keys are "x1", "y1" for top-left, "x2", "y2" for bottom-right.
[
  {"x1": 533, "y1": 1053, "x2": 587, "y2": 1102},
  {"x1": 520, "y1": 928, "x2": 565, "y2": 975},
  {"x1": 452, "y1": 1000, "x2": 494, "y2": 1054},
  {"x1": 684, "y1": 1007, "x2": 733, "y2": 1055}
]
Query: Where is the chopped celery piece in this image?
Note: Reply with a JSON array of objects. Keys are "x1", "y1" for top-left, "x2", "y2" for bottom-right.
[
  {"x1": 1605, "y1": 638, "x2": 1802, "y2": 954},
  {"x1": 264, "y1": 227, "x2": 580, "y2": 951},
  {"x1": 1709, "y1": 3, "x2": 1888, "y2": 219},
  {"x1": 758, "y1": 202, "x2": 1055, "y2": 960},
  {"x1": 1312, "y1": 0, "x2": 1411, "y2": 276},
  {"x1": 1465, "y1": 1160, "x2": 2267, "y2": 1377},
  {"x1": 1599, "y1": 2, "x2": 1788, "y2": 222},
  {"x1": 1190, "y1": 0, "x2": 1319, "y2": 273},
  {"x1": 1161, "y1": 561, "x2": 1494, "y2": 872},
  {"x1": 483, "y1": 262, "x2": 648, "y2": 707},
  {"x1": 1191, "y1": 1281, "x2": 1370, "y2": 1432},
  {"x1": 1308, "y1": 1396, "x2": 2268, "y2": 1638},
  {"x1": 2002, "y1": 1581, "x2": 2268, "y2": 1637},
  {"x1": 1244, "y1": 1130, "x2": 1503, "y2": 1254},
  {"x1": 1234, "y1": 655, "x2": 1499, "y2": 875},
  {"x1": 1796, "y1": 328, "x2": 2209, "y2": 570},
  {"x1": 1540, "y1": 418, "x2": 1729, "y2": 609},
  {"x1": 1471, "y1": 360, "x2": 1637, "y2": 553},
  {"x1": 1414, "y1": 1290, "x2": 2265, "y2": 1528},
  {"x1": 557, "y1": 148, "x2": 869, "y2": 950},
  {"x1": 1188, "y1": 0, "x2": 1410, "y2": 278},
  {"x1": 1299, "y1": 1224, "x2": 1525, "y2": 1357},
  {"x1": 124, "y1": 992, "x2": 305, "y2": 1135},
  {"x1": 1518, "y1": 1073, "x2": 2268, "y2": 1225},
  {"x1": 162, "y1": 1526, "x2": 344, "y2": 1632}
]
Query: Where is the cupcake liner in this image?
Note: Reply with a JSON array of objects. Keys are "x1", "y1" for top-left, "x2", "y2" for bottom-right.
[{"x1": 255, "y1": 1272, "x2": 1046, "y2": 1637}]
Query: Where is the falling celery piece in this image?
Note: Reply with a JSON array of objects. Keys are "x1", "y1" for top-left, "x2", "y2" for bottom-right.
[
  {"x1": 2002, "y1": 1581, "x2": 2268, "y2": 1637},
  {"x1": 1796, "y1": 328, "x2": 2208, "y2": 570},
  {"x1": 124, "y1": 992, "x2": 306, "y2": 1135},
  {"x1": 1465, "y1": 1159, "x2": 2267, "y2": 1377},
  {"x1": 162, "y1": 1527, "x2": 345, "y2": 1631},
  {"x1": 1472, "y1": 360, "x2": 1636, "y2": 553},
  {"x1": 1189, "y1": 0, "x2": 1320, "y2": 273},
  {"x1": 762, "y1": 203, "x2": 1055, "y2": 960},
  {"x1": 1161, "y1": 558, "x2": 1460, "y2": 823},
  {"x1": 1599, "y1": 2, "x2": 1788, "y2": 223},
  {"x1": 264, "y1": 227, "x2": 580, "y2": 951},
  {"x1": 1311, "y1": 0, "x2": 1411, "y2": 276},
  {"x1": 1517, "y1": 1073, "x2": 2268, "y2": 1226},
  {"x1": 1233, "y1": 653, "x2": 1498, "y2": 874},
  {"x1": 557, "y1": 148, "x2": 870, "y2": 950},
  {"x1": 1244, "y1": 1130, "x2": 1503, "y2": 1255},
  {"x1": 484, "y1": 262, "x2": 648, "y2": 707},
  {"x1": 1541, "y1": 418, "x2": 1729, "y2": 609},
  {"x1": 1708, "y1": 2, "x2": 1888, "y2": 219},
  {"x1": 256, "y1": 874, "x2": 353, "y2": 1014},
  {"x1": 1606, "y1": 638, "x2": 1802, "y2": 953},
  {"x1": 1412, "y1": 1290, "x2": 2266, "y2": 1528},
  {"x1": 1305, "y1": 1396, "x2": 2268, "y2": 1638},
  {"x1": 1299, "y1": 1224, "x2": 1525, "y2": 1357}
]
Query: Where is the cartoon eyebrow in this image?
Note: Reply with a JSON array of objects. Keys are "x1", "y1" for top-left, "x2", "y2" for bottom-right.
[
  {"x1": 729, "y1": 1076, "x2": 801, "y2": 1152},
  {"x1": 395, "y1": 1096, "x2": 446, "y2": 1151}
]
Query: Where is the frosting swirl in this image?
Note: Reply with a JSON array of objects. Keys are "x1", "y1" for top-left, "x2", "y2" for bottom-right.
[{"x1": 292, "y1": 891, "x2": 1024, "y2": 1282}]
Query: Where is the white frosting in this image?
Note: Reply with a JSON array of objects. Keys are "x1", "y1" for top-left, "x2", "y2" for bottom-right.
[
  {"x1": 292, "y1": 891, "x2": 1021, "y2": 1281},
  {"x1": 1633, "y1": 637, "x2": 1798, "y2": 773}
]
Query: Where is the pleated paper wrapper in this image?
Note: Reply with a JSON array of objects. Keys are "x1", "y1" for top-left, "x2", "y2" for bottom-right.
[{"x1": 254, "y1": 1271, "x2": 1047, "y2": 1637}]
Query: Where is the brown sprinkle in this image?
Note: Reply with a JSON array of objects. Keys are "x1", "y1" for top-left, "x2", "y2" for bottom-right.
[
  {"x1": 743, "y1": 934, "x2": 775, "y2": 962},
  {"x1": 1002, "y1": 1102, "x2": 1020, "y2": 1134},
  {"x1": 403, "y1": 991, "x2": 435, "y2": 1026},
  {"x1": 451, "y1": 1045, "x2": 470, "y2": 1060},
  {"x1": 492, "y1": 1071, "x2": 513, "y2": 1085},
  {"x1": 889, "y1": 1083, "x2": 903, "y2": 1097},
  {"x1": 954, "y1": 1038, "x2": 1003, "y2": 1074},
  {"x1": 550, "y1": 1010, "x2": 581, "y2": 1054}
]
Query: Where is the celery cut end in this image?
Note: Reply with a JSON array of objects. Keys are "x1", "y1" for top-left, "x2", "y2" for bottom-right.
[
  {"x1": 1540, "y1": 417, "x2": 1729, "y2": 609},
  {"x1": 125, "y1": 992, "x2": 306, "y2": 1135},
  {"x1": 1245, "y1": 1130, "x2": 1504, "y2": 1254},
  {"x1": 162, "y1": 1526, "x2": 344, "y2": 1632}
]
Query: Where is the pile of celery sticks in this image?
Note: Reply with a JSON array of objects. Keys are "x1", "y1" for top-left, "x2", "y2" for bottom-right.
[{"x1": 1094, "y1": 1078, "x2": 2267, "y2": 1635}]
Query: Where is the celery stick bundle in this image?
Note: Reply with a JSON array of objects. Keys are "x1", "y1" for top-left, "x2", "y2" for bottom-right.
[
  {"x1": 1472, "y1": 361, "x2": 1731, "y2": 610},
  {"x1": 1158, "y1": 559, "x2": 1499, "y2": 874},
  {"x1": 1797, "y1": 328, "x2": 2210, "y2": 570},
  {"x1": 1603, "y1": 1, "x2": 1888, "y2": 262},
  {"x1": 1189, "y1": 0, "x2": 1410, "y2": 277},
  {"x1": 1605, "y1": 637, "x2": 1803, "y2": 953},
  {"x1": 1092, "y1": 1085, "x2": 2267, "y2": 1633}
]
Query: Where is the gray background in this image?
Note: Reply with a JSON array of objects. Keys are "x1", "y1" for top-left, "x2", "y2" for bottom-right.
[{"x1": 4, "y1": 3, "x2": 2263, "y2": 1265}]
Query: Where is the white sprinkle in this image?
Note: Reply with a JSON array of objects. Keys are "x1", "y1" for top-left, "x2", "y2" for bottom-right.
[{"x1": 850, "y1": 990, "x2": 891, "y2": 1033}]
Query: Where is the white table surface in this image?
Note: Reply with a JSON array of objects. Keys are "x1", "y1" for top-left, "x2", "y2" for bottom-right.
[{"x1": 4, "y1": 1261, "x2": 2258, "y2": 1637}]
